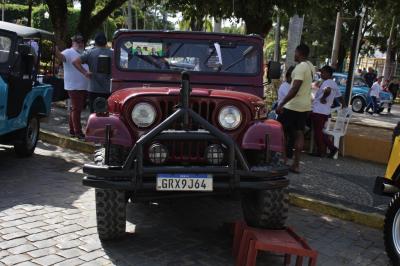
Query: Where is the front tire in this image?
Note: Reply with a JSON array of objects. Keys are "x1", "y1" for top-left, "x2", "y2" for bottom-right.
[
  {"x1": 94, "y1": 146, "x2": 127, "y2": 241},
  {"x1": 14, "y1": 116, "x2": 39, "y2": 157},
  {"x1": 351, "y1": 97, "x2": 366, "y2": 113},
  {"x1": 241, "y1": 188, "x2": 288, "y2": 229},
  {"x1": 384, "y1": 192, "x2": 400, "y2": 265}
]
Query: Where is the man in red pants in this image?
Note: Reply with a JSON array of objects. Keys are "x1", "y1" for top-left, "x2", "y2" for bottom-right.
[
  {"x1": 55, "y1": 34, "x2": 89, "y2": 139},
  {"x1": 310, "y1": 65, "x2": 346, "y2": 158}
]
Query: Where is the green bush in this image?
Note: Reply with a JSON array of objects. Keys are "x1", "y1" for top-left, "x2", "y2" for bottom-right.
[{"x1": 4, "y1": 4, "x2": 29, "y2": 24}]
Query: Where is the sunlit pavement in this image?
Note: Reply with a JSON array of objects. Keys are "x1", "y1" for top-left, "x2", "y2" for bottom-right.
[{"x1": 0, "y1": 143, "x2": 390, "y2": 265}]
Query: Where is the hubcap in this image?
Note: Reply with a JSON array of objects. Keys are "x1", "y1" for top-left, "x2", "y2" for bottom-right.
[
  {"x1": 392, "y1": 208, "x2": 400, "y2": 254},
  {"x1": 26, "y1": 118, "x2": 38, "y2": 149},
  {"x1": 352, "y1": 98, "x2": 363, "y2": 112}
]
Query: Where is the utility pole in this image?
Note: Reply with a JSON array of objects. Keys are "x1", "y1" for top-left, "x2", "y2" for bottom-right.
[
  {"x1": 331, "y1": 12, "x2": 342, "y2": 69},
  {"x1": 345, "y1": 10, "x2": 364, "y2": 106},
  {"x1": 127, "y1": 0, "x2": 133, "y2": 29},
  {"x1": 135, "y1": 0, "x2": 139, "y2": 30},
  {"x1": 1, "y1": 1, "x2": 3, "y2": 22},
  {"x1": 273, "y1": 15, "x2": 281, "y2": 62}
]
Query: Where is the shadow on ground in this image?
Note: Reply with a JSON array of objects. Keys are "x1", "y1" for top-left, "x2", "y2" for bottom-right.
[
  {"x1": 0, "y1": 142, "x2": 89, "y2": 212},
  {"x1": 101, "y1": 197, "x2": 285, "y2": 266}
]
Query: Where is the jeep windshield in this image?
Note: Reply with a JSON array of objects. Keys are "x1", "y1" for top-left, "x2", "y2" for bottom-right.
[{"x1": 117, "y1": 38, "x2": 260, "y2": 75}]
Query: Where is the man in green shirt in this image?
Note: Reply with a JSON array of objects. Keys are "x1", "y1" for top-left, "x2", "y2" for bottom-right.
[{"x1": 276, "y1": 44, "x2": 314, "y2": 173}]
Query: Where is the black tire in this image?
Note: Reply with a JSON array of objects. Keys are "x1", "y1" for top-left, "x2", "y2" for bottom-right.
[
  {"x1": 14, "y1": 116, "x2": 39, "y2": 157},
  {"x1": 94, "y1": 145, "x2": 127, "y2": 241},
  {"x1": 384, "y1": 192, "x2": 400, "y2": 265},
  {"x1": 351, "y1": 97, "x2": 366, "y2": 113},
  {"x1": 241, "y1": 188, "x2": 289, "y2": 229}
]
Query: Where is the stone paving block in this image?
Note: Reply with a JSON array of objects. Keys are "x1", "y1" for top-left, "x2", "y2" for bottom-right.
[
  {"x1": 0, "y1": 219, "x2": 26, "y2": 228},
  {"x1": 54, "y1": 257, "x2": 84, "y2": 266},
  {"x1": 0, "y1": 214, "x2": 27, "y2": 222},
  {"x1": 15, "y1": 262, "x2": 39, "y2": 266},
  {"x1": 0, "y1": 251, "x2": 9, "y2": 260},
  {"x1": 8, "y1": 244, "x2": 37, "y2": 255},
  {"x1": 17, "y1": 221, "x2": 47, "y2": 230},
  {"x1": 27, "y1": 231, "x2": 58, "y2": 242},
  {"x1": 53, "y1": 233, "x2": 80, "y2": 242},
  {"x1": 56, "y1": 247, "x2": 85, "y2": 259},
  {"x1": 79, "y1": 250, "x2": 106, "y2": 262},
  {"x1": 0, "y1": 237, "x2": 28, "y2": 250},
  {"x1": 22, "y1": 215, "x2": 46, "y2": 223},
  {"x1": 31, "y1": 239, "x2": 58, "y2": 249},
  {"x1": 55, "y1": 224, "x2": 83, "y2": 235},
  {"x1": 28, "y1": 247, "x2": 58, "y2": 258},
  {"x1": 32, "y1": 254, "x2": 64, "y2": 266},
  {"x1": 56, "y1": 239, "x2": 84, "y2": 250},
  {"x1": 0, "y1": 254, "x2": 31, "y2": 265},
  {"x1": 0, "y1": 226, "x2": 22, "y2": 235},
  {"x1": 2, "y1": 231, "x2": 29, "y2": 240}
]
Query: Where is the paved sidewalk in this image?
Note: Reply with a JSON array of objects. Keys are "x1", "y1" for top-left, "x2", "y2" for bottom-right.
[
  {"x1": 42, "y1": 103, "x2": 391, "y2": 215},
  {"x1": 0, "y1": 143, "x2": 391, "y2": 265}
]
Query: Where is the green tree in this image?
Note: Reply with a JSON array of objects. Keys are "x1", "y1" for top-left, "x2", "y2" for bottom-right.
[{"x1": 44, "y1": 0, "x2": 128, "y2": 47}]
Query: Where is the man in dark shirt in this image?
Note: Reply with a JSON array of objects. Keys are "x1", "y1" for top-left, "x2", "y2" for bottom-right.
[
  {"x1": 73, "y1": 32, "x2": 113, "y2": 113},
  {"x1": 363, "y1": 67, "x2": 377, "y2": 88}
]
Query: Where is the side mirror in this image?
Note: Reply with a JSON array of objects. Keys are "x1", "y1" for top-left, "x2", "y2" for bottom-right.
[
  {"x1": 267, "y1": 61, "x2": 281, "y2": 80},
  {"x1": 18, "y1": 44, "x2": 31, "y2": 56},
  {"x1": 97, "y1": 55, "x2": 111, "y2": 75}
]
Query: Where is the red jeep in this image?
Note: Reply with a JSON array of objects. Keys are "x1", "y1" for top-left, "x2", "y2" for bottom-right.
[{"x1": 83, "y1": 30, "x2": 289, "y2": 240}]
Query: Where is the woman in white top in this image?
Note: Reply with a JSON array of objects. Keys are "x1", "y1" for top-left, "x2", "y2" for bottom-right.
[{"x1": 277, "y1": 66, "x2": 295, "y2": 105}]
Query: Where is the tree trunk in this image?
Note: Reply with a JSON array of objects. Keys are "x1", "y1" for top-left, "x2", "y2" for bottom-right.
[
  {"x1": 27, "y1": 0, "x2": 33, "y2": 26},
  {"x1": 285, "y1": 14, "x2": 304, "y2": 69},
  {"x1": 337, "y1": 44, "x2": 346, "y2": 72},
  {"x1": 45, "y1": 0, "x2": 68, "y2": 48},
  {"x1": 331, "y1": 12, "x2": 342, "y2": 69},
  {"x1": 383, "y1": 17, "x2": 397, "y2": 80}
]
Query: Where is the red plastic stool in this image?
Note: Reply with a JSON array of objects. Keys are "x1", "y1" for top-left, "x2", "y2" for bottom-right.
[{"x1": 234, "y1": 222, "x2": 318, "y2": 266}]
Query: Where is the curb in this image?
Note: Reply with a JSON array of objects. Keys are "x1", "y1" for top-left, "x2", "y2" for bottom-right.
[
  {"x1": 39, "y1": 129, "x2": 95, "y2": 154},
  {"x1": 38, "y1": 129, "x2": 385, "y2": 230},
  {"x1": 289, "y1": 193, "x2": 384, "y2": 229}
]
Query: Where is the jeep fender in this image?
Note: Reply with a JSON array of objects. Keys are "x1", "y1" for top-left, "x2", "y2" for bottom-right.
[
  {"x1": 241, "y1": 119, "x2": 285, "y2": 152},
  {"x1": 85, "y1": 114, "x2": 133, "y2": 147}
]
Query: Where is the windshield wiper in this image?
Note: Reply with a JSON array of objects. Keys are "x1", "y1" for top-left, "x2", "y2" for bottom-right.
[{"x1": 222, "y1": 46, "x2": 254, "y2": 72}]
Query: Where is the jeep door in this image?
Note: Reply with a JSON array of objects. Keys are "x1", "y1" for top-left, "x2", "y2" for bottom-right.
[{"x1": 0, "y1": 29, "x2": 17, "y2": 126}]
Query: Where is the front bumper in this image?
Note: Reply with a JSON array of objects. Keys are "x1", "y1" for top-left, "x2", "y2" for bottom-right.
[{"x1": 83, "y1": 107, "x2": 289, "y2": 193}]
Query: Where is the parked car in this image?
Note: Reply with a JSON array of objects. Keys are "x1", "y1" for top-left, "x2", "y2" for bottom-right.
[
  {"x1": 0, "y1": 22, "x2": 64, "y2": 157},
  {"x1": 332, "y1": 73, "x2": 393, "y2": 113},
  {"x1": 82, "y1": 30, "x2": 289, "y2": 240}
]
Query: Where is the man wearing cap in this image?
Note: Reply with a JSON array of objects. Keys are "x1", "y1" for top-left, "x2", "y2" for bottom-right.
[
  {"x1": 73, "y1": 32, "x2": 113, "y2": 113},
  {"x1": 310, "y1": 65, "x2": 346, "y2": 158},
  {"x1": 55, "y1": 34, "x2": 88, "y2": 139}
]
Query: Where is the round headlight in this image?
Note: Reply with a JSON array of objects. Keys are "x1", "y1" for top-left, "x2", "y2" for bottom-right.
[
  {"x1": 218, "y1": 106, "x2": 242, "y2": 130},
  {"x1": 131, "y1": 102, "x2": 156, "y2": 128}
]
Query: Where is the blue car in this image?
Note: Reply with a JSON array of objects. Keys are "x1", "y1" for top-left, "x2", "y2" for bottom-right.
[
  {"x1": 332, "y1": 72, "x2": 393, "y2": 113},
  {"x1": 0, "y1": 22, "x2": 61, "y2": 157}
]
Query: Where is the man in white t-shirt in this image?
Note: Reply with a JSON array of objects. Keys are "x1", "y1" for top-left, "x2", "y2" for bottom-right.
[
  {"x1": 365, "y1": 76, "x2": 382, "y2": 114},
  {"x1": 55, "y1": 34, "x2": 89, "y2": 139},
  {"x1": 310, "y1": 65, "x2": 346, "y2": 157}
]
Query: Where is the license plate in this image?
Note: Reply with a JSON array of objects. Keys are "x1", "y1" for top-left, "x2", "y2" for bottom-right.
[{"x1": 156, "y1": 174, "x2": 213, "y2": 191}]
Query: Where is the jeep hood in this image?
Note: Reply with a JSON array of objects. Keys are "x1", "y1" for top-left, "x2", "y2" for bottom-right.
[{"x1": 109, "y1": 87, "x2": 265, "y2": 107}]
